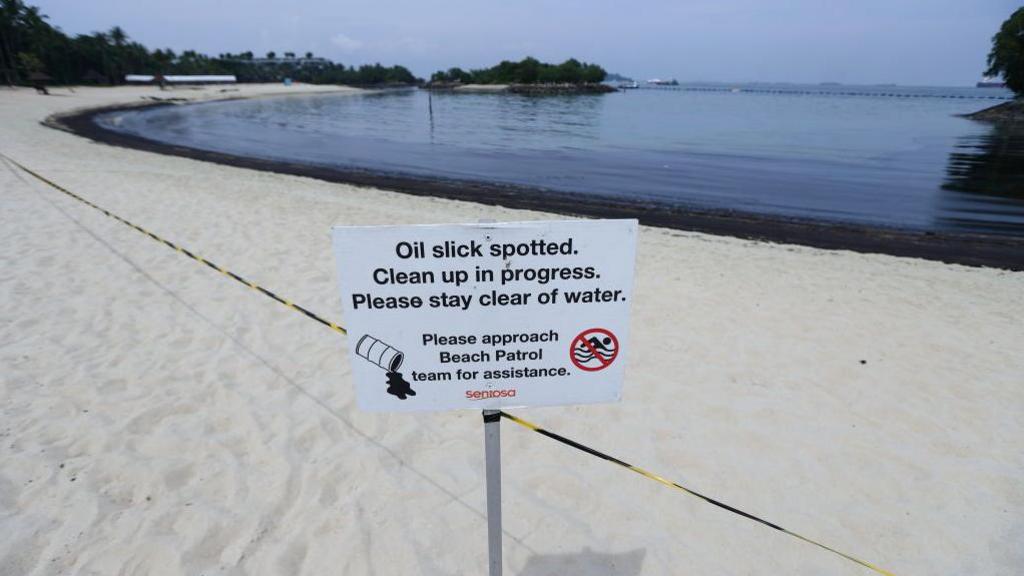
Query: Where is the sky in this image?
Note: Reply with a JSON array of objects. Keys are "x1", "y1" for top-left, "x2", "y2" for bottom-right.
[{"x1": 31, "y1": 0, "x2": 1020, "y2": 86}]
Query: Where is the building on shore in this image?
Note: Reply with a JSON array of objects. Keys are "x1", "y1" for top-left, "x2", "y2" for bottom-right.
[
  {"x1": 125, "y1": 74, "x2": 237, "y2": 84},
  {"x1": 977, "y1": 75, "x2": 1007, "y2": 88},
  {"x1": 226, "y1": 56, "x2": 333, "y2": 68}
]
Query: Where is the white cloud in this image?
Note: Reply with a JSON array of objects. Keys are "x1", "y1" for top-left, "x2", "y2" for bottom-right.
[{"x1": 330, "y1": 33, "x2": 363, "y2": 53}]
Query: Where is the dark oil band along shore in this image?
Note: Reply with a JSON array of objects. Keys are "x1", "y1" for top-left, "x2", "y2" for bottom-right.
[
  {"x1": 1, "y1": 153, "x2": 897, "y2": 576},
  {"x1": 52, "y1": 104, "x2": 1024, "y2": 272}
]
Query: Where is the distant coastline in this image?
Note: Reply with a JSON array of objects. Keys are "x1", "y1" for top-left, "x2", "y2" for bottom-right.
[
  {"x1": 49, "y1": 95, "x2": 1024, "y2": 270},
  {"x1": 965, "y1": 99, "x2": 1024, "y2": 123}
]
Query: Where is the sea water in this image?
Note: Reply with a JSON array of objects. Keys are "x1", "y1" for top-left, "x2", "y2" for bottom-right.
[{"x1": 97, "y1": 84, "x2": 1024, "y2": 236}]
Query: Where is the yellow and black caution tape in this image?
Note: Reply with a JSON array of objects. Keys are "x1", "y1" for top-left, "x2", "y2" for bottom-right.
[
  {"x1": 499, "y1": 411, "x2": 896, "y2": 576},
  {"x1": 3, "y1": 154, "x2": 896, "y2": 576},
  {"x1": 1, "y1": 154, "x2": 345, "y2": 336}
]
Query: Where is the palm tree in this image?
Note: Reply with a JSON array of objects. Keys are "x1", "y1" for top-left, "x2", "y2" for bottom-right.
[
  {"x1": 0, "y1": 0, "x2": 43, "y2": 84},
  {"x1": 109, "y1": 25, "x2": 126, "y2": 47},
  {"x1": 104, "y1": 26, "x2": 129, "y2": 81}
]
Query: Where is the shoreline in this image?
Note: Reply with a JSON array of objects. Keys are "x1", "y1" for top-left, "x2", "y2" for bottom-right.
[
  {"x1": 52, "y1": 99, "x2": 1024, "y2": 270},
  {"x1": 964, "y1": 98, "x2": 1024, "y2": 123}
]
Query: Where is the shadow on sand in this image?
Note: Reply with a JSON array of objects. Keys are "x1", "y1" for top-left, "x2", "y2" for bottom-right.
[{"x1": 518, "y1": 547, "x2": 645, "y2": 576}]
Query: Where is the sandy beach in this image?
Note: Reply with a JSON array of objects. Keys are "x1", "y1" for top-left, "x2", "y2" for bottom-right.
[{"x1": 1, "y1": 83, "x2": 1022, "y2": 575}]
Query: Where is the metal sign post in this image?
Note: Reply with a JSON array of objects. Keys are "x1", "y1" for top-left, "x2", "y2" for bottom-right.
[
  {"x1": 331, "y1": 220, "x2": 637, "y2": 574},
  {"x1": 483, "y1": 409, "x2": 502, "y2": 576}
]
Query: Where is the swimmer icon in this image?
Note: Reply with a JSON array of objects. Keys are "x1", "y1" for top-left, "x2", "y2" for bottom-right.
[
  {"x1": 355, "y1": 334, "x2": 416, "y2": 400},
  {"x1": 570, "y1": 328, "x2": 620, "y2": 371}
]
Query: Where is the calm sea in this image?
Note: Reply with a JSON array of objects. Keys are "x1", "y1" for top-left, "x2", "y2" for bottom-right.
[{"x1": 97, "y1": 83, "x2": 1024, "y2": 236}]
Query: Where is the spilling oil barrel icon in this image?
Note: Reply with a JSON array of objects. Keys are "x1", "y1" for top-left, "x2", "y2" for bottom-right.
[
  {"x1": 355, "y1": 334, "x2": 415, "y2": 400},
  {"x1": 356, "y1": 334, "x2": 405, "y2": 372}
]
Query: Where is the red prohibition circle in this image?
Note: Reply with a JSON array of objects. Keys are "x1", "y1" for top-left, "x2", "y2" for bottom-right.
[{"x1": 570, "y1": 328, "x2": 620, "y2": 372}]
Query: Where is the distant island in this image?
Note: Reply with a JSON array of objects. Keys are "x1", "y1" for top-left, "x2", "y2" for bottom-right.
[{"x1": 425, "y1": 57, "x2": 615, "y2": 94}]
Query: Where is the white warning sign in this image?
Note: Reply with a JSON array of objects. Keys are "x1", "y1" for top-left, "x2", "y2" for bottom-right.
[{"x1": 331, "y1": 219, "x2": 637, "y2": 412}]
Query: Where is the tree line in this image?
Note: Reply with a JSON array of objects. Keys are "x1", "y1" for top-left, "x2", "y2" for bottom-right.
[
  {"x1": 1, "y1": 2, "x2": 608, "y2": 89},
  {"x1": 987, "y1": 6, "x2": 1024, "y2": 96},
  {"x1": 0, "y1": 0, "x2": 417, "y2": 86},
  {"x1": 430, "y1": 57, "x2": 606, "y2": 85}
]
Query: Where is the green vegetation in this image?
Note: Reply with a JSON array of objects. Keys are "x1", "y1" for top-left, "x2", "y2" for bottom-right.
[
  {"x1": 430, "y1": 57, "x2": 606, "y2": 85},
  {"x1": 986, "y1": 7, "x2": 1024, "y2": 96},
  {"x1": 0, "y1": 0, "x2": 417, "y2": 86},
  {"x1": 214, "y1": 53, "x2": 417, "y2": 85}
]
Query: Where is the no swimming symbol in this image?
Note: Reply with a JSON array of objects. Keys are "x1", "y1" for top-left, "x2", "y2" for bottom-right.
[{"x1": 570, "y1": 328, "x2": 619, "y2": 372}]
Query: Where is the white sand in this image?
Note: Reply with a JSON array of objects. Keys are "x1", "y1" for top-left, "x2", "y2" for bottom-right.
[{"x1": 1, "y1": 84, "x2": 1022, "y2": 575}]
